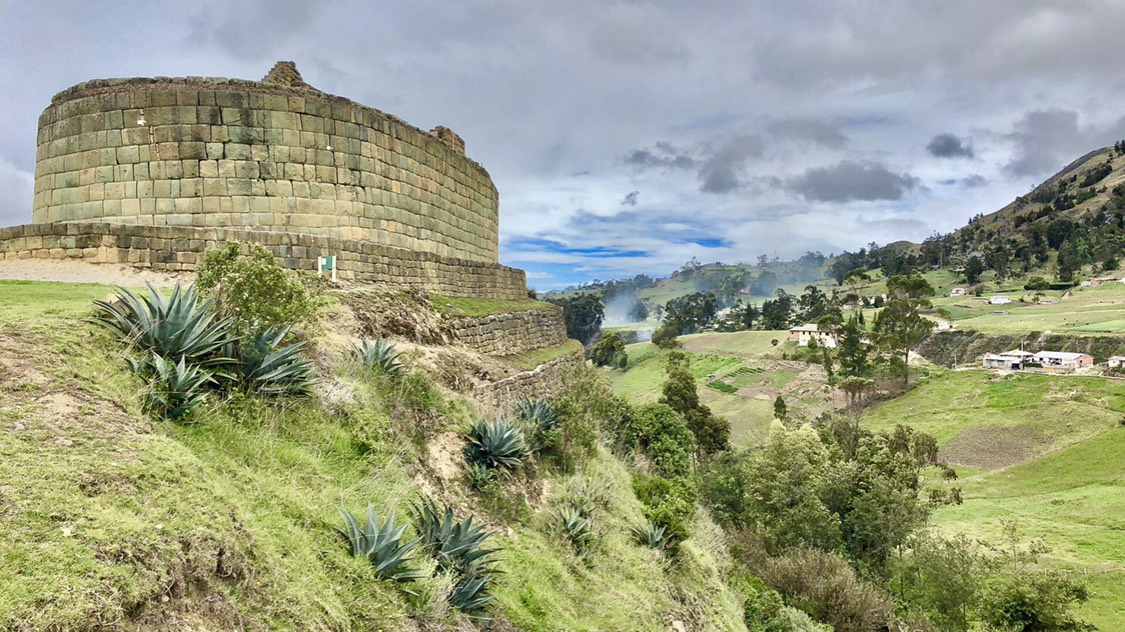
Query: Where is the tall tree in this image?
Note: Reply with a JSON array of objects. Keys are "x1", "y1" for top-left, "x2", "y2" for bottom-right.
[
  {"x1": 873, "y1": 298, "x2": 935, "y2": 387},
  {"x1": 547, "y1": 294, "x2": 604, "y2": 345},
  {"x1": 659, "y1": 352, "x2": 729, "y2": 455}
]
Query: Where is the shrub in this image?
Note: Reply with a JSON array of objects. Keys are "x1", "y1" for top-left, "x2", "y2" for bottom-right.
[
  {"x1": 738, "y1": 574, "x2": 787, "y2": 632},
  {"x1": 136, "y1": 353, "x2": 213, "y2": 422},
  {"x1": 219, "y1": 326, "x2": 314, "y2": 396},
  {"x1": 652, "y1": 320, "x2": 681, "y2": 348},
  {"x1": 631, "y1": 403, "x2": 695, "y2": 479},
  {"x1": 463, "y1": 418, "x2": 529, "y2": 473},
  {"x1": 336, "y1": 506, "x2": 424, "y2": 583},
  {"x1": 978, "y1": 571, "x2": 1093, "y2": 632},
  {"x1": 632, "y1": 473, "x2": 697, "y2": 545},
  {"x1": 195, "y1": 241, "x2": 327, "y2": 338},
  {"x1": 589, "y1": 332, "x2": 628, "y2": 368},
  {"x1": 93, "y1": 282, "x2": 234, "y2": 365},
  {"x1": 762, "y1": 547, "x2": 896, "y2": 632}
]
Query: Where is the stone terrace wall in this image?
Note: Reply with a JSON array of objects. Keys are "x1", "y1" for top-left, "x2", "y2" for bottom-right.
[
  {"x1": 0, "y1": 222, "x2": 526, "y2": 300},
  {"x1": 32, "y1": 75, "x2": 500, "y2": 263},
  {"x1": 472, "y1": 351, "x2": 584, "y2": 410},
  {"x1": 448, "y1": 308, "x2": 568, "y2": 355}
]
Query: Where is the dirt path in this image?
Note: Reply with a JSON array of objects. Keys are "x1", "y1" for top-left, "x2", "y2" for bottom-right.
[{"x1": 0, "y1": 259, "x2": 187, "y2": 287}]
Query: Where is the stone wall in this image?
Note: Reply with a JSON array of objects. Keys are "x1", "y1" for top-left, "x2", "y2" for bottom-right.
[
  {"x1": 0, "y1": 222, "x2": 526, "y2": 300},
  {"x1": 448, "y1": 308, "x2": 568, "y2": 355},
  {"x1": 472, "y1": 351, "x2": 585, "y2": 410},
  {"x1": 32, "y1": 70, "x2": 500, "y2": 263}
]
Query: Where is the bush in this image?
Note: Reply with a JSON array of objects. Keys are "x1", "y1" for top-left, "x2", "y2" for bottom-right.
[
  {"x1": 652, "y1": 320, "x2": 681, "y2": 348},
  {"x1": 632, "y1": 472, "x2": 697, "y2": 545},
  {"x1": 554, "y1": 506, "x2": 594, "y2": 554},
  {"x1": 589, "y1": 332, "x2": 628, "y2": 368},
  {"x1": 762, "y1": 547, "x2": 896, "y2": 632},
  {"x1": 336, "y1": 506, "x2": 424, "y2": 583},
  {"x1": 463, "y1": 418, "x2": 529, "y2": 474},
  {"x1": 195, "y1": 241, "x2": 327, "y2": 338},
  {"x1": 978, "y1": 571, "x2": 1093, "y2": 632}
]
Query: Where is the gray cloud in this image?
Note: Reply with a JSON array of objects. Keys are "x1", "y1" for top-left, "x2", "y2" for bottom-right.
[
  {"x1": 927, "y1": 133, "x2": 974, "y2": 158},
  {"x1": 789, "y1": 161, "x2": 921, "y2": 202},
  {"x1": 622, "y1": 191, "x2": 639, "y2": 206},
  {"x1": 623, "y1": 143, "x2": 695, "y2": 170},
  {"x1": 186, "y1": 0, "x2": 316, "y2": 59},
  {"x1": 962, "y1": 174, "x2": 987, "y2": 188},
  {"x1": 1003, "y1": 109, "x2": 1125, "y2": 177},
  {"x1": 768, "y1": 118, "x2": 848, "y2": 149},
  {"x1": 699, "y1": 135, "x2": 765, "y2": 194}
]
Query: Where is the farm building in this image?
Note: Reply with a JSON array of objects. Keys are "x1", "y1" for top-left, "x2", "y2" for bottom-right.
[
  {"x1": 1031, "y1": 351, "x2": 1094, "y2": 370},
  {"x1": 949, "y1": 288, "x2": 966, "y2": 296},
  {"x1": 982, "y1": 349, "x2": 1034, "y2": 370},
  {"x1": 989, "y1": 295, "x2": 1012, "y2": 305},
  {"x1": 1107, "y1": 356, "x2": 1125, "y2": 368},
  {"x1": 787, "y1": 324, "x2": 837, "y2": 348}
]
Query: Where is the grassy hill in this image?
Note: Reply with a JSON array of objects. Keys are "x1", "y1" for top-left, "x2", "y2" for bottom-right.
[
  {"x1": 863, "y1": 370, "x2": 1125, "y2": 628},
  {"x1": 611, "y1": 333, "x2": 836, "y2": 448},
  {"x1": 0, "y1": 280, "x2": 747, "y2": 631}
]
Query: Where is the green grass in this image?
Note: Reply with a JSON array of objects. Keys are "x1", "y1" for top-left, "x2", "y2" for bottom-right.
[
  {"x1": 932, "y1": 281, "x2": 1125, "y2": 334},
  {"x1": 429, "y1": 294, "x2": 557, "y2": 317},
  {"x1": 500, "y1": 339, "x2": 583, "y2": 370},
  {"x1": 0, "y1": 280, "x2": 750, "y2": 630},
  {"x1": 864, "y1": 370, "x2": 1125, "y2": 629}
]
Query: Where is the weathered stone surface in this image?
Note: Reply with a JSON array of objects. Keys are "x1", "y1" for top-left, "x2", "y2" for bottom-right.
[
  {"x1": 472, "y1": 351, "x2": 584, "y2": 410},
  {"x1": 32, "y1": 65, "x2": 501, "y2": 264},
  {"x1": 0, "y1": 222, "x2": 527, "y2": 300},
  {"x1": 447, "y1": 308, "x2": 568, "y2": 356}
]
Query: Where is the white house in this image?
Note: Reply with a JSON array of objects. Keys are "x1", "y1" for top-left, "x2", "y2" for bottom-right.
[
  {"x1": 983, "y1": 349, "x2": 1034, "y2": 370},
  {"x1": 787, "y1": 324, "x2": 838, "y2": 348},
  {"x1": 989, "y1": 295, "x2": 1012, "y2": 305},
  {"x1": 1031, "y1": 351, "x2": 1094, "y2": 370},
  {"x1": 1107, "y1": 356, "x2": 1125, "y2": 368},
  {"x1": 949, "y1": 288, "x2": 966, "y2": 296}
]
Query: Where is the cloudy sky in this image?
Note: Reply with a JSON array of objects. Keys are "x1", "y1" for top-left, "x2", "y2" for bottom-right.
[{"x1": 4, "y1": 1, "x2": 1125, "y2": 289}]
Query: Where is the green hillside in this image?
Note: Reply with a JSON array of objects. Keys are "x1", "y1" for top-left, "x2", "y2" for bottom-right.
[
  {"x1": 864, "y1": 370, "x2": 1125, "y2": 628},
  {"x1": 0, "y1": 280, "x2": 746, "y2": 631}
]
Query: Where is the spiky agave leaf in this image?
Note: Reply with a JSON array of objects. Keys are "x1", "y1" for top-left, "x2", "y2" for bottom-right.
[
  {"x1": 353, "y1": 338, "x2": 403, "y2": 376},
  {"x1": 463, "y1": 418, "x2": 528, "y2": 472},
  {"x1": 555, "y1": 506, "x2": 594, "y2": 552},
  {"x1": 630, "y1": 521, "x2": 667, "y2": 549},
  {"x1": 411, "y1": 497, "x2": 502, "y2": 577},
  {"x1": 336, "y1": 505, "x2": 424, "y2": 583},
  {"x1": 514, "y1": 397, "x2": 560, "y2": 454},
  {"x1": 217, "y1": 326, "x2": 314, "y2": 396},
  {"x1": 91, "y1": 282, "x2": 235, "y2": 368},
  {"x1": 141, "y1": 353, "x2": 213, "y2": 422},
  {"x1": 449, "y1": 571, "x2": 496, "y2": 617}
]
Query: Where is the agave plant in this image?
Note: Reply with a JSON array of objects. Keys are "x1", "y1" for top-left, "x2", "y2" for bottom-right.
[
  {"x1": 411, "y1": 497, "x2": 501, "y2": 617},
  {"x1": 464, "y1": 418, "x2": 528, "y2": 472},
  {"x1": 138, "y1": 353, "x2": 213, "y2": 422},
  {"x1": 353, "y1": 338, "x2": 403, "y2": 377},
  {"x1": 217, "y1": 326, "x2": 314, "y2": 396},
  {"x1": 555, "y1": 506, "x2": 594, "y2": 553},
  {"x1": 514, "y1": 398, "x2": 560, "y2": 454},
  {"x1": 630, "y1": 521, "x2": 667, "y2": 549},
  {"x1": 449, "y1": 572, "x2": 497, "y2": 617},
  {"x1": 336, "y1": 506, "x2": 424, "y2": 583},
  {"x1": 412, "y1": 497, "x2": 501, "y2": 577},
  {"x1": 92, "y1": 282, "x2": 234, "y2": 367}
]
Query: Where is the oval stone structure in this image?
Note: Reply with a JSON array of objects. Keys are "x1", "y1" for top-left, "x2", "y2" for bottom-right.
[
  {"x1": 33, "y1": 62, "x2": 498, "y2": 263},
  {"x1": 4, "y1": 62, "x2": 527, "y2": 299}
]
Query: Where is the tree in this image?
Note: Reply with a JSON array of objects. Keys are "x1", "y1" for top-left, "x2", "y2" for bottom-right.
[
  {"x1": 742, "y1": 303, "x2": 760, "y2": 330},
  {"x1": 964, "y1": 256, "x2": 985, "y2": 284},
  {"x1": 589, "y1": 332, "x2": 627, "y2": 368},
  {"x1": 659, "y1": 353, "x2": 730, "y2": 455},
  {"x1": 773, "y1": 395, "x2": 788, "y2": 421},
  {"x1": 886, "y1": 274, "x2": 936, "y2": 300},
  {"x1": 547, "y1": 294, "x2": 604, "y2": 345},
  {"x1": 873, "y1": 298, "x2": 935, "y2": 387},
  {"x1": 628, "y1": 300, "x2": 650, "y2": 322},
  {"x1": 760, "y1": 289, "x2": 794, "y2": 330},
  {"x1": 663, "y1": 292, "x2": 719, "y2": 334},
  {"x1": 837, "y1": 315, "x2": 870, "y2": 378},
  {"x1": 652, "y1": 319, "x2": 681, "y2": 348}
]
